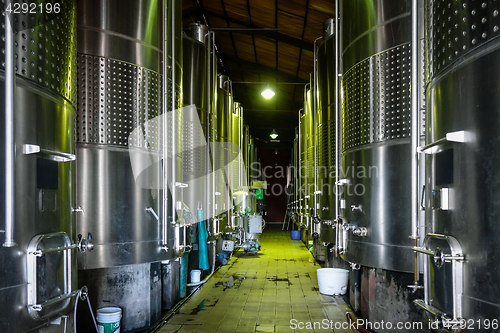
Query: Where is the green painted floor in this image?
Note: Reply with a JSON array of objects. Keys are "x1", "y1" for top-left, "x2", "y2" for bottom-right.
[{"x1": 159, "y1": 224, "x2": 354, "y2": 333}]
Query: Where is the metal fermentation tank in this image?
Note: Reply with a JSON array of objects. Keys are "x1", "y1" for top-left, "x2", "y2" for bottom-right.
[
  {"x1": 75, "y1": 0, "x2": 182, "y2": 330},
  {"x1": 0, "y1": 1, "x2": 82, "y2": 331},
  {"x1": 415, "y1": 0, "x2": 500, "y2": 327},
  {"x1": 182, "y1": 23, "x2": 212, "y2": 220},
  {"x1": 215, "y1": 74, "x2": 232, "y2": 231},
  {"x1": 317, "y1": 19, "x2": 337, "y2": 249},
  {"x1": 341, "y1": 0, "x2": 414, "y2": 272},
  {"x1": 339, "y1": 0, "x2": 430, "y2": 326},
  {"x1": 0, "y1": 1, "x2": 79, "y2": 331}
]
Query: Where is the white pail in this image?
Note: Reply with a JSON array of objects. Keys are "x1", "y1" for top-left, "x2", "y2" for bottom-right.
[
  {"x1": 190, "y1": 269, "x2": 201, "y2": 283},
  {"x1": 96, "y1": 307, "x2": 122, "y2": 333},
  {"x1": 317, "y1": 268, "x2": 349, "y2": 295}
]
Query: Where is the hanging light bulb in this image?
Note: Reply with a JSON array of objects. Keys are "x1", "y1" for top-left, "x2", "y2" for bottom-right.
[
  {"x1": 270, "y1": 129, "x2": 278, "y2": 139},
  {"x1": 261, "y1": 87, "x2": 275, "y2": 99}
]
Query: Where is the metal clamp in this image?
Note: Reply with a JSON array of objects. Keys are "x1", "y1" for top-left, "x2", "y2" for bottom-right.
[{"x1": 77, "y1": 233, "x2": 94, "y2": 253}]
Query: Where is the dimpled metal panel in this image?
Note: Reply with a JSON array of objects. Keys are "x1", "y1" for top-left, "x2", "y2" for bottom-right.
[
  {"x1": 342, "y1": 44, "x2": 412, "y2": 151},
  {"x1": 76, "y1": 54, "x2": 160, "y2": 149},
  {"x1": 0, "y1": 0, "x2": 77, "y2": 104},
  {"x1": 183, "y1": 120, "x2": 206, "y2": 173},
  {"x1": 427, "y1": 0, "x2": 500, "y2": 78},
  {"x1": 318, "y1": 119, "x2": 335, "y2": 179}
]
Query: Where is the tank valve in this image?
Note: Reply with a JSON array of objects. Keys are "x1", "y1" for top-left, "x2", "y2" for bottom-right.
[
  {"x1": 79, "y1": 286, "x2": 89, "y2": 301},
  {"x1": 408, "y1": 283, "x2": 424, "y2": 293},
  {"x1": 353, "y1": 227, "x2": 368, "y2": 237},
  {"x1": 343, "y1": 222, "x2": 356, "y2": 231},
  {"x1": 72, "y1": 206, "x2": 84, "y2": 214},
  {"x1": 78, "y1": 233, "x2": 94, "y2": 253},
  {"x1": 351, "y1": 205, "x2": 362, "y2": 212},
  {"x1": 312, "y1": 215, "x2": 321, "y2": 224}
]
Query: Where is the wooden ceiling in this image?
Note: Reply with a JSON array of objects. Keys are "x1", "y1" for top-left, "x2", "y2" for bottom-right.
[{"x1": 182, "y1": 0, "x2": 335, "y2": 152}]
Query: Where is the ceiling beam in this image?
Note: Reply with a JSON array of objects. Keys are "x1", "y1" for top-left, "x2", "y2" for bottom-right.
[
  {"x1": 205, "y1": 10, "x2": 314, "y2": 52},
  {"x1": 220, "y1": 56, "x2": 308, "y2": 84}
]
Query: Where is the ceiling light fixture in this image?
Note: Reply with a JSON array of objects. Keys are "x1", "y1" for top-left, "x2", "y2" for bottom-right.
[
  {"x1": 261, "y1": 87, "x2": 275, "y2": 99},
  {"x1": 270, "y1": 129, "x2": 278, "y2": 139}
]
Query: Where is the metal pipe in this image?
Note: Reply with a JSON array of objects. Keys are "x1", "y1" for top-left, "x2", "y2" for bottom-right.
[
  {"x1": 303, "y1": 84, "x2": 309, "y2": 216},
  {"x1": 414, "y1": 239, "x2": 418, "y2": 283},
  {"x1": 410, "y1": 0, "x2": 419, "y2": 241},
  {"x1": 3, "y1": 3, "x2": 17, "y2": 248},
  {"x1": 206, "y1": 30, "x2": 215, "y2": 233},
  {"x1": 171, "y1": 0, "x2": 179, "y2": 255},
  {"x1": 334, "y1": 0, "x2": 341, "y2": 255},
  {"x1": 211, "y1": 32, "x2": 217, "y2": 233},
  {"x1": 161, "y1": 0, "x2": 169, "y2": 250},
  {"x1": 313, "y1": 36, "x2": 322, "y2": 224}
]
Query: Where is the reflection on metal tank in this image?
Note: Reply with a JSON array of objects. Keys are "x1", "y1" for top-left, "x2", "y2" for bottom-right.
[
  {"x1": 317, "y1": 19, "x2": 337, "y2": 244},
  {"x1": 231, "y1": 102, "x2": 244, "y2": 191},
  {"x1": 0, "y1": 1, "x2": 78, "y2": 331},
  {"x1": 305, "y1": 86, "x2": 314, "y2": 216},
  {"x1": 75, "y1": 0, "x2": 182, "y2": 331},
  {"x1": 341, "y1": 0, "x2": 414, "y2": 272},
  {"x1": 182, "y1": 23, "x2": 211, "y2": 218},
  {"x1": 292, "y1": 129, "x2": 299, "y2": 218},
  {"x1": 415, "y1": 0, "x2": 500, "y2": 326},
  {"x1": 298, "y1": 110, "x2": 307, "y2": 218},
  {"x1": 215, "y1": 74, "x2": 232, "y2": 223}
]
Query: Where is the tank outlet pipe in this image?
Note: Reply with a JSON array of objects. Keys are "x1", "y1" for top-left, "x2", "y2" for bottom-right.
[
  {"x1": 207, "y1": 30, "x2": 217, "y2": 234},
  {"x1": 410, "y1": 0, "x2": 421, "y2": 287},
  {"x1": 161, "y1": 0, "x2": 169, "y2": 251},
  {"x1": 162, "y1": 0, "x2": 180, "y2": 252},
  {"x1": 334, "y1": 2, "x2": 342, "y2": 256},
  {"x1": 410, "y1": 0, "x2": 420, "y2": 241},
  {"x1": 313, "y1": 36, "x2": 322, "y2": 225},
  {"x1": 3, "y1": 3, "x2": 17, "y2": 248}
]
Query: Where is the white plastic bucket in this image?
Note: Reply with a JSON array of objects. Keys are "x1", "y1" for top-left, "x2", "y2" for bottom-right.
[
  {"x1": 317, "y1": 268, "x2": 349, "y2": 295},
  {"x1": 97, "y1": 307, "x2": 122, "y2": 333},
  {"x1": 190, "y1": 269, "x2": 201, "y2": 283}
]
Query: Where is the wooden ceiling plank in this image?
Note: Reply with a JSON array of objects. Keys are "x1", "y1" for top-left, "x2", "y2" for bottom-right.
[
  {"x1": 219, "y1": 0, "x2": 247, "y2": 92},
  {"x1": 205, "y1": 10, "x2": 313, "y2": 52}
]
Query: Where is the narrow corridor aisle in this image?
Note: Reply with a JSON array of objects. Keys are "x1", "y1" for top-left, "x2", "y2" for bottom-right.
[{"x1": 158, "y1": 225, "x2": 355, "y2": 333}]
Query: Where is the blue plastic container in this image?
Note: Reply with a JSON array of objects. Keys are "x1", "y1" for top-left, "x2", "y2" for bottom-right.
[{"x1": 291, "y1": 230, "x2": 301, "y2": 240}]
